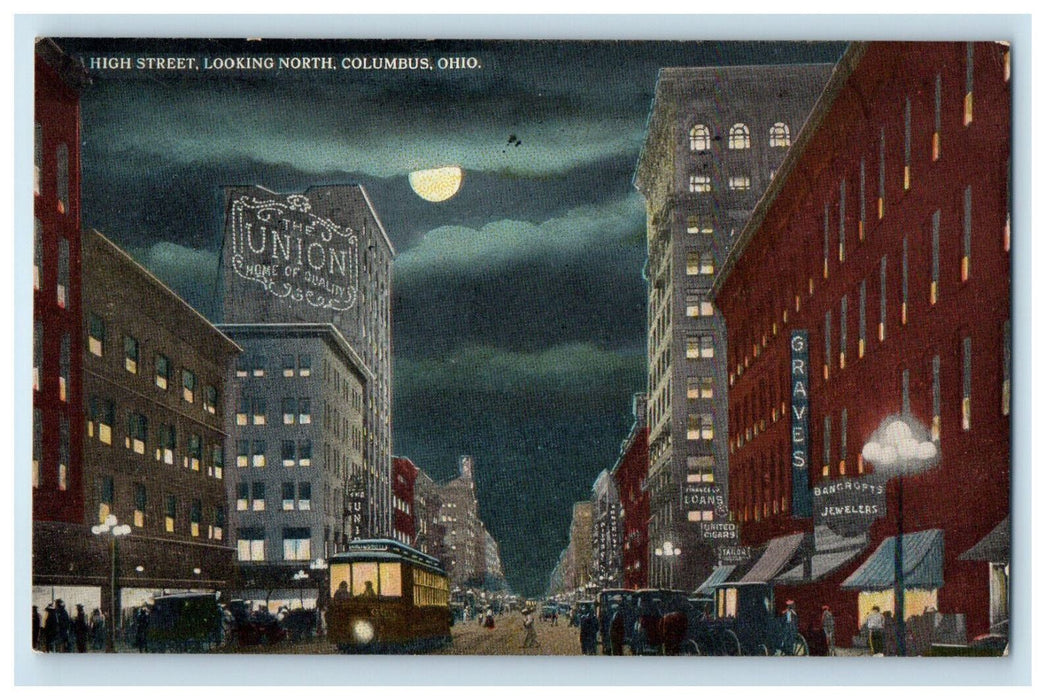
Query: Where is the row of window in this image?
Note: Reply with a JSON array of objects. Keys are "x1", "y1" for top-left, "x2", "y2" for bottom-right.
[
  {"x1": 235, "y1": 397, "x2": 311, "y2": 426},
  {"x1": 236, "y1": 527, "x2": 312, "y2": 562},
  {"x1": 87, "y1": 313, "x2": 220, "y2": 414},
  {"x1": 32, "y1": 323, "x2": 70, "y2": 401},
  {"x1": 235, "y1": 481, "x2": 312, "y2": 512},
  {"x1": 32, "y1": 222, "x2": 70, "y2": 309},
  {"x1": 236, "y1": 353, "x2": 311, "y2": 378},
  {"x1": 235, "y1": 439, "x2": 313, "y2": 468},
  {"x1": 33, "y1": 126, "x2": 69, "y2": 213},
  {"x1": 31, "y1": 409, "x2": 68, "y2": 490},
  {"x1": 688, "y1": 122, "x2": 791, "y2": 152},
  {"x1": 95, "y1": 476, "x2": 224, "y2": 540}
]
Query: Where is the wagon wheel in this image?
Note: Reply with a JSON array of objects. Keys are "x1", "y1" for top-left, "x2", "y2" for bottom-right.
[
  {"x1": 681, "y1": 639, "x2": 702, "y2": 656},
  {"x1": 721, "y1": 629, "x2": 741, "y2": 656},
  {"x1": 792, "y1": 633, "x2": 809, "y2": 656}
]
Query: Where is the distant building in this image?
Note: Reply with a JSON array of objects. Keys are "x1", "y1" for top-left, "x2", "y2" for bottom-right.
[
  {"x1": 591, "y1": 470, "x2": 622, "y2": 589},
  {"x1": 220, "y1": 184, "x2": 394, "y2": 539},
  {"x1": 437, "y1": 456, "x2": 506, "y2": 590},
  {"x1": 714, "y1": 42, "x2": 1010, "y2": 642},
  {"x1": 566, "y1": 501, "x2": 594, "y2": 595},
  {"x1": 634, "y1": 62, "x2": 835, "y2": 590},
  {"x1": 413, "y1": 468, "x2": 446, "y2": 560},
  {"x1": 610, "y1": 393, "x2": 650, "y2": 589},
  {"x1": 218, "y1": 323, "x2": 370, "y2": 610},
  {"x1": 33, "y1": 228, "x2": 240, "y2": 616},
  {"x1": 391, "y1": 457, "x2": 418, "y2": 546}
]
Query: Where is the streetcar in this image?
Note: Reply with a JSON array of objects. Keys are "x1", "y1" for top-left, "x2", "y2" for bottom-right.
[{"x1": 326, "y1": 539, "x2": 451, "y2": 653}]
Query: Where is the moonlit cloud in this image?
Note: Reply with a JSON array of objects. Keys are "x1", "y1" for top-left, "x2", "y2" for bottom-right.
[{"x1": 393, "y1": 194, "x2": 645, "y2": 276}]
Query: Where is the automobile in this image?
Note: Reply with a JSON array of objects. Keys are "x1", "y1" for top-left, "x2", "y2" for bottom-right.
[
  {"x1": 626, "y1": 589, "x2": 699, "y2": 655},
  {"x1": 540, "y1": 605, "x2": 560, "y2": 623},
  {"x1": 594, "y1": 589, "x2": 634, "y2": 654},
  {"x1": 144, "y1": 592, "x2": 224, "y2": 652},
  {"x1": 704, "y1": 582, "x2": 808, "y2": 656}
]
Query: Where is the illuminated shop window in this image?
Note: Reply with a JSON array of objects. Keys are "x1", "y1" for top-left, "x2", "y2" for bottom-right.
[
  {"x1": 689, "y1": 124, "x2": 711, "y2": 151},
  {"x1": 728, "y1": 123, "x2": 750, "y2": 149},
  {"x1": 769, "y1": 122, "x2": 791, "y2": 147}
]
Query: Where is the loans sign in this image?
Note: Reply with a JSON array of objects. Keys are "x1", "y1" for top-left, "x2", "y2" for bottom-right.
[
  {"x1": 790, "y1": 330, "x2": 812, "y2": 517},
  {"x1": 683, "y1": 483, "x2": 729, "y2": 520},
  {"x1": 227, "y1": 193, "x2": 359, "y2": 311}
]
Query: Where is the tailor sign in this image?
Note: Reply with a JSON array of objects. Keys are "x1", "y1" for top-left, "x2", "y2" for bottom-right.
[
  {"x1": 227, "y1": 192, "x2": 359, "y2": 311},
  {"x1": 813, "y1": 475, "x2": 887, "y2": 538},
  {"x1": 790, "y1": 330, "x2": 812, "y2": 517},
  {"x1": 717, "y1": 545, "x2": 752, "y2": 564}
]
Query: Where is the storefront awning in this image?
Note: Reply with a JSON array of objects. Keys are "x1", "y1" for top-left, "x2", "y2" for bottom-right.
[
  {"x1": 841, "y1": 529, "x2": 944, "y2": 591},
  {"x1": 693, "y1": 565, "x2": 736, "y2": 595},
  {"x1": 959, "y1": 517, "x2": 1009, "y2": 564},
  {"x1": 739, "y1": 532, "x2": 806, "y2": 583},
  {"x1": 777, "y1": 525, "x2": 867, "y2": 584}
]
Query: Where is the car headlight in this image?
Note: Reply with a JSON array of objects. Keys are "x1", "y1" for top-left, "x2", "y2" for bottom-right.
[{"x1": 352, "y1": 619, "x2": 375, "y2": 644}]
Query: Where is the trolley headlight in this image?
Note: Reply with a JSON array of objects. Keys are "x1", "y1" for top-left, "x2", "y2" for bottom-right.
[{"x1": 352, "y1": 619, "x2": 375, "y2": 644}]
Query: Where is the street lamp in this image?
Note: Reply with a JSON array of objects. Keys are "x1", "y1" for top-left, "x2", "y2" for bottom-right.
[
  {"x1": 91, "y1": 514, "x2": 131, "y2": 652},
  {"x1": 293, "y1": 569, "x2": 309, "y2": 607},
  {"x1": 862, "y1": 414, "x2": 939, "y2": 656},
  {"x1": 654, "y1": 541, "x2": 682, "y2": 588}
]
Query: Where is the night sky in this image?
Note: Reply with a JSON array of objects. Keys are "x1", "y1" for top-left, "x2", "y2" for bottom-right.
[{"x1": 53, "y1": 38, "x2": 847, "y2": 596}]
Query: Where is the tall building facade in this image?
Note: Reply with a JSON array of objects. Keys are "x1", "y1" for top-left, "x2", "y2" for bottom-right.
[
  {"x1": 590, "y1": 469, "x2": 622, "y2": 589},
  {"x1": 34, "y1": 229, "x2": 240, "y2": 614},
  {"x1": 220, "y1": 185, "x2": 394, "y2": 538},
  {"x1": 437, "y1": 456, "x2": 507, "y2": 590},
  {"x1": 33, "y1": 38, "x2": 89, "y2": 524},
  {"x1": 610, "y1": 393, "x2": 650, "y2": 589},
  {"x1": 714, "y1": 42, "x2": 1010, "y2": 644},
  {"x1": 413, "y1": 468, "x2": 446, "y2": 560},
  {"x1": 633, "y1": 63, "x2": 835, "y2": 590},
  {"x1": 391, "y1": 456, "x2": 418, "y2": 546},
  {"x1": 218, "y1": 323, "x2": 369, "y2": 608}
]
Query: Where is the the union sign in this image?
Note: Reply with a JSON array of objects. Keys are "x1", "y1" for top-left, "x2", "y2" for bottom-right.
[{"x1": 227, "y1": 193, "x2": 359, "y2": 312}]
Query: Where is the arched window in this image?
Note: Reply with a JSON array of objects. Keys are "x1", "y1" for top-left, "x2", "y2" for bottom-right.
[
  {"x1": 728, "y1": 123, "x2": 750, "y2": 150},
  {"x1": 769, "y1": 122, "x2": 791, "y2": 147},
  {"x1": 689, "y1": 124, "x2": 711, "y2": 151}
]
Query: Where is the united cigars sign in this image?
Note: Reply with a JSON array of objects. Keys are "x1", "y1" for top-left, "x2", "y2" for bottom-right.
[
  {"x1": 813, "y1": 476, "x2": 886, "y2": 538},
  {"x1": 227, "y1": 192, "x2": 360, "y2": 312},
  {"x1": 790, "y1": 330, "x2": 812, "y2": 517}
]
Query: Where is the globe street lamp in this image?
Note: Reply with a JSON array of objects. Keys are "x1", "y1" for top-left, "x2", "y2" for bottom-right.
[
  {"x1": 862, "y1": 414, "x2": 939, "y2": 656},
  {"x1": 293, "y1": 569, "x2": 309, "y2": 607},
  {"x1": 91, "y1": 514, "x2": 131, "y2": 652},
  {"x1": 309, "y1": 557, "x2": 328, "y2": 609},
  {"x1": 654, "y1": 540, "x2": 682, "y2": 588}
]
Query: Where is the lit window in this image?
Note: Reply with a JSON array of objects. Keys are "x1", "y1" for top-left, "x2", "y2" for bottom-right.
[
  {"x1": 56, "y1": 143, "x2": 69, "y2": 214},
  {"x1": 840, "y1": 408, "x2": 848, "y2": 475},
  {"x1": 283, "y1": 397, "x2": 296, "y2": 424},
  {"x1": 686, "y1": 216, "x2": 700, "y2": 234},
  {"x1": 299, "y1": 398, "x2": 311, "y2": 424},
  {"x1": 134, "y1": 483, "x2": 146, "y2": 528},
  {"x1": 901, "y1": 238, "x2": 909, "y2": 325},
  {"x1": 282, "y1": 354, "x2": 295, "y2": 377},
  {"x1": 156, "y1": 423, "x2": 175, "y2": 464},
  {"x1": 686, "y1": 336, "x2": 700, "y2": 359},
  {"x1": 299, "y1": 355, "x2": 312, "y2": 377},
  {"x1": 904, "y1": 98, "x2": 912, "y2": 190},
  {"x1": 57, "y1": 238, "x2": 69, "y2": 308},
  {"x1": 236, "y1": 355, "x2": 249, "y2": 378},
  {"x1": 213, "y1": 507, "x2": 225, "y2": 541},
  {"x1": 190, "y1": 499, "x2": 202, "y2": 537},
  {"x1": 58, "y1": 418, "x2": 69, "y2": 491},
  {"x1": 236, "y1": 440, "x2": 249, "y2": 468},
  {"x1": 729, "y1": 176, "x2": 751, "y2": 191},
  {"x1": 252, "y1": 398, "x2": 266, "y2": 425},
  {"x1": 252, "y1": 481, "x2": 266, "y2": 511},
  {"x1": 122, "y1": 336, "x2": 139, "y2": 375},
  {"x1": 237, "y1": 528, "x2": 265, "y2": 562},
  {"x1": 728, "y1": 123, "x2": 750, "y2": 149},
  {"x1": 97, "y1": 476, "x2": 114, "y2": 524},
  {"x1": 840, "y1": 295, "x2": 847, "y2": 369},
  {"x1": 686, "y1": 293, "x2": 701, "y2": 318},
  {"x1": 964, "y1": 43, "x2": 974, "y2": 126},
  {"x1": 687, "y1": 455, "x2": 715, "y2": 483},
  {"x1": 252, "y1": 441, "x2": 266, "y2": 468},
  {"x1": 933, "y1": 74, "x2": 942, "y2": 161},
  {"x1": 283, "y1": 482, "x2": 296, "y2": 511},
  {"x1": 236, "y1": 482, "x2": 249, "y2": 511},
  {"x1": 252, "y1": 355, "x2": 265, "y2": 378},
  {"x1": 155, "y1": 354, "x2": 170, "y2": 390},
  {"x1": 686, "y1": 252, "x2": 700, "y2": 276},
  {"x1": 687, "y1": 376, "x2": 700, "y2": 400},
  {"x1": 689, "y1": 124, "x2": 711, "y2": 151},
  {"x1": 879, "y1": 256, "x2": 888, "y2": 341},
  {"x1": 165, "y1": 495, "x2": 177, "y2": 533},
  {"x1": 701, "y1": 302, "x2": 714, "y2": 317},
  {"x1": 932, "y1": 355, "x2": 942, "y2": 441},
  {"x1": 878, "y1": 128, "x2": 886, "y2": 219},
  {"x1": 962, "y1": 186, "x2": 972, "y2": 281},
  {"x1": 823, "y1": 205, "x2": 830, "y2": 279},
  {"x1": 182, "y1": 369, "x2": 196, "y2": 404},
  {"x1": 236, "y1": 396, "x2": 249, "y2": 426},
  {"x1": 299, "y1": 440, "x2": 312, "y2": 467},
  {"x1": 282, "y1": 440, "x2": 296, "y2": 467},
  {"x1": 858, "y1": 280, "x2": 867, "y2": 358},
  {"x1": 962, "y1": 336, "x2": 972, "y2": 431},
  {"x1": 32, "y1": 409, "x2": 42, "y2": 488},
  {"x1": 931, "y1": 210, "x2": 941, "y2": 304},
  {"x1": 204, "y1": 385, "x2": 217, "y2": 415},
  {"x1": 298, "y1": 482, "x2": 311, "y2": 511},
  {"x1": 33, "y1": 322, "x2": 42, "y2": 392},
  {"x1": 1002, "y1": 321, "x2": 1011, "y2": 416},
  {"x1": 824, "y1": 311, "x2": 831, "y2": 380},
  {"x1": 689, "y1": 175, "x2": 712, "y2": 193},
  {"x1": 126, "y1": 412, "x2": 147, "y2": 455},
  {"x1": 769, "y1": 122, "x2": 791, "y2": 147},
  {"x1": 211, "y1": 444, "x2": 224, "y2": 480},
  {"x1": 187, "y1": 433, "x2": 202, "y2": 471},
  {"x1": 822, "y1": 416, "x2": 831, "y2": 477},
  {"x1": 89, "y1": 314, "x2": 105, "y2": 357},
  {"x1": 283, "y1": 527, "x2": 311, "y2": 561}
]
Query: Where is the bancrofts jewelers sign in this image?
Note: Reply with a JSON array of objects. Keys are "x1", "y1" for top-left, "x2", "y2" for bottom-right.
[
  {"x1": 228, "y1": 192, "x2": 359, "y2": 311},
  {"x1": 813, "y1": 476, "x2": 887, "y2": 538}
]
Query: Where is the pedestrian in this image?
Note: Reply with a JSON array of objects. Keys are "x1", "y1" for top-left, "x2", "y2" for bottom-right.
[
  {"x1": 32, "y1": 605, "x2": 41, "y2": 651},
  {"x1": 820, "y1": 605, "x2": 836, "y2": 656},
  {"x1": 134, "y1": 605, "x2": 150, "y2": 653},
  {"x1": 864, "y1": 605, "x2": 884, "y2": 656},
  {"x1": 89, "y1": 609, "x2": 106, "y2": 651},
  {"x1": 43, "y1": 603, "x2": 56, "y2": 652},
  {"x1": 609, "y1": 606, "x2": 625, "y2": 656},
  {"x1": 484, "y1": 608, "x2": 495, "y2": 629},
  {"x1": 521, "y1": 608, "x2": 540, "y2": 649},
  {"x1": 54, "y1": 600, "x2": 72, "y2": 652},
  {"x1": 780, "y1": 600, "x2": 799, "y2": 653},
  {"x1": 579, "y1": 608, "x2": 598, "y2": 655},
  {"x1": 882, "y1": 610, "x2": 896, "y2": 656},
  {"x1": 73, "y1": 604, "x2": 88, "y2": 653}
]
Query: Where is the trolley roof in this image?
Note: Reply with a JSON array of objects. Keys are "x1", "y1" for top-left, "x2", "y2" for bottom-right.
[{"x1": 329, "y1": 539, "x2": 446, "y2": 574}]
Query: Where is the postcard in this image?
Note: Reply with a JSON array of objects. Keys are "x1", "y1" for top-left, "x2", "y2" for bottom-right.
[{"x1": 29, "y1": 35, "x2": 1013, "y2": 662}]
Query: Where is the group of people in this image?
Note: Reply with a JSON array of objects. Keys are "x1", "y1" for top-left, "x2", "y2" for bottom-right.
[{"x1": 32, "y1": 601, "x2": 108, "y2": 653}]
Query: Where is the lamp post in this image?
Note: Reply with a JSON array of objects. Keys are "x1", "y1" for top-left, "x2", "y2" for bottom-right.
[
  {"x1": 862, "y1": 414, "x2": 938, "y2": 656},
  {"x1": 91, "y1": 514, "x2": 131, "y2": 652},
  {"x1": 654, "y1": 540, "x2": 682, "y2": 588},
  {"x1": 293, "y1": 569, "x2": 309, "y2": 607},
  {"x1": 309, "y1": 557, "x2": 328, "y2": 610}
]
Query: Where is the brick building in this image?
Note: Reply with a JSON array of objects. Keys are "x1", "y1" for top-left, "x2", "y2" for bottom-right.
[
  {"x1": 714, "y1": 42, "x2": 1010, "y2": 646},
  {"x1": 217, "y1": 323, "x2": 369, "y2": 609},
  {"x1": 633, "y1": 62, "x2": 835, "y2": 590},
  {"x1": 391, "y1": 456, "x2": 418, "y2": 546},
  {"x1": 610, "y1": 393, "x2": 650, "y2": 589},
  {"x1": 220, "y1": 185, "x2": 395, "y2": 539}
]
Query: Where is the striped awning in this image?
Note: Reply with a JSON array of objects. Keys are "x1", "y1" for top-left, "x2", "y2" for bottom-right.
[
  {"x1": 842, "y1": 529, "x2": 944, "y2": 591},
  {"x1": 693, "y1": 565, "x2": 736, "y2": 595},
  {"x1": 959, "y1": 518, "x2": 1009, "y2": 564},
  {"x1": 739, "y1": 532, "x2": 807, "y2": 583}
]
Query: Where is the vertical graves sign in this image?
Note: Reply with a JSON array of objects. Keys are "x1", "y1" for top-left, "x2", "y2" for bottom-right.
[
  {"x1": 790, "y1": 330, "x2": 812, "y2": 517},
  {"x1": 227, "y1": 192, "x2": 359, "y2": 312}
]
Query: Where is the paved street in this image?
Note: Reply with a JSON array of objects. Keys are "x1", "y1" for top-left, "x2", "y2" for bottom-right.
[{"x1": 436, "y1": 615, "x2": 581, "y2": 656}]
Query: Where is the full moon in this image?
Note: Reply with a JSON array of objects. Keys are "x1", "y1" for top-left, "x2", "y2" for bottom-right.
[{"x1": 408, "y1": 166, "x2": 463, "y2": 202}]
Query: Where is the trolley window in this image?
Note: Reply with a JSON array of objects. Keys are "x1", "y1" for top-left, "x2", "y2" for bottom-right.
[
  {"x1": 351, "y1": 561, "x2": 402, "y2": 598},
  {"x1": 330, "y1": 563, "x2": 351, "y2": 599}
]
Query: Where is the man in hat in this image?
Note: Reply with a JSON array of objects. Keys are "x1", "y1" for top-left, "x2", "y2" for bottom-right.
[
  {"x1": 54, "y1": 600, "x2": 72, "y2": 652},
  {"x1": 780, "y1": 600, "x2": 799, "y2": 654},
  {"x1": 820, "y1": 605, "x2": 836, "y2": 656}
]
